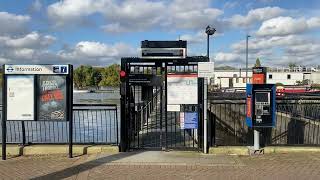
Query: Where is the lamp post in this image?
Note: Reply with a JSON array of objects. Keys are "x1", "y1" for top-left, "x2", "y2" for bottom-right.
[
  {"x1": 204, "y1": 25, "x2": 216, "y2": 154},
  {"x1": 246, "y1": 35, "x2": 251, "y2": 83},
  {"x1": 206, "y1": 26, "x2": 216, "y2": 58}
]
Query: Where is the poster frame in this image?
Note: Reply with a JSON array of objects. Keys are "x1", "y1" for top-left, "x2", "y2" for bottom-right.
[{"x1": 2, "y1": 64, "x2": 73, "y2": 160}]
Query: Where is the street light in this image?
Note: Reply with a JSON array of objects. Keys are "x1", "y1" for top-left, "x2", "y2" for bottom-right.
[
  {"x1": 205, "y1": 25, "x2": 216, "y2": 59},
  {"x1": 246, "y1": 35, "x2": 251, "y2": 83},
  {"x1": 204, "y1": 25, "x2": 216, "y2": 154}
]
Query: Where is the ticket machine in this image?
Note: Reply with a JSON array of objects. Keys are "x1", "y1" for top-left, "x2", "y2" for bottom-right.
[
  {"x1": 246, "y1": 66, "x2": 276, "y2": 153},
  {"x1": 246, "y1": 84, "x2": 276, "y2": 128}
]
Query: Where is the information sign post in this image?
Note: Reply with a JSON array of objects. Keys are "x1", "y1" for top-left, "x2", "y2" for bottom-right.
[{"x1": 2, "y1": 64, "x2": 73, "y2": 160}]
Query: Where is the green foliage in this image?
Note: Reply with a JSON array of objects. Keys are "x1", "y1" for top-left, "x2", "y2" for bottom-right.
[
  {"x1": 288, "y1": 62, "x2": 297, "y2": 69},
  {"x1": 255, "y1": 58, "x2": 261, "y2": 67},
  {"x1": 275, "y1": 82, "x2": 284, "y2": 86},
  {"x1": 73, "y1": 64, "x2": 120, "y2": 89},
  {"x1": 296, "y1": 79, "x2": 309, "y2": 85},
  {"x1": 98, "y1": 64, "x2": 120, "y2": 87}
]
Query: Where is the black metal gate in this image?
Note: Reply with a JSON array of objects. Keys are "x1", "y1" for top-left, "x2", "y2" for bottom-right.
[{"x1": 120, "y1": 57, "x2": 207, "y2": 152}]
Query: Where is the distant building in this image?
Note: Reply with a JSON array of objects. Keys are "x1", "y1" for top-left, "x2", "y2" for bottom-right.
[{"x1": 213, "y1": 67, "x2": 320, "y2": 89}]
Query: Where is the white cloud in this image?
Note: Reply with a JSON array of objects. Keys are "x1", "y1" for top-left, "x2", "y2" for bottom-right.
[
  {"x1": 307, "y1": 17, "x2": 320, "y2": 29},
  {"x1": 31, "y1": 0, "x2": 42, "y2": 12},
  {"x1": 214, "y1": 52, "x2": 242, "y2": 63},
  {"x1": 0, "y1": 32, "x2": 56, "y2": 49},
  {"x1": 0, "y1": 12, "x2": 30, "y2": 35},
  {"x1": 256, "y1": 16, "x2": 320, "y2": 36},
  {"x1": 47, "y1": 0, "x2": 224, "y2": 32},
  {"x1": 58, "y1": 41, "x2": 137, "y2": 65},
  {"x1": 180, "y1": 31, "x2": 207, "y2": 44},
  {"x1": 101, "y1": 23, "x2": 131, "y2": 33},
  {"x1": 47, "y1": 0, "x2": 107, "y2": 27},
  {"x1": 229, "y1": 6, "x2": 285, "y2": 28},
  {"x1": 219, "y1": 34, "x2": 320, "y2": 66}
]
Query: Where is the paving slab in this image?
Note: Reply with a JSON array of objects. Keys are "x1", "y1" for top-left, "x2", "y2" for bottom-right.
[{"x1": 0, "y1": 151, "x2": 319, "y2": 180}]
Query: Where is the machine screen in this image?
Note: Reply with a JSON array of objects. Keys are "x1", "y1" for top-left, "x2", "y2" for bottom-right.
[{"x1": 255, "y1": 92, "x2": 269, "y2": 103}]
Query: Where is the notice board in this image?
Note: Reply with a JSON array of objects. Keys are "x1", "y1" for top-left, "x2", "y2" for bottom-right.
[
  {"x1": 180, "y1": 112, "x2": 198, "y2": 129},
  {"x1": 167, "y1": 74, "x2": 198, "y2": 105},
  {"x1": 6, "y1": 75, "x2": 35, "y2": 120}
]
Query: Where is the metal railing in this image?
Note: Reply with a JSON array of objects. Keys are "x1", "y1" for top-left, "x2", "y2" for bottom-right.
[
  {"x1": 0, "y1": 104, "x2": 119, "y2": 145},
  {"x1": 208, "y1": 99, "x2": 320, "y2": 146}
]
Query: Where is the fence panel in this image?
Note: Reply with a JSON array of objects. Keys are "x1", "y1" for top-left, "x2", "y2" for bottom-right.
[
  {"x1": 209, "y1": 99, "x2": 320, "y2": 146},
  {"x1": 0, "y1": 104, "x2": 119, "y2": 145}
]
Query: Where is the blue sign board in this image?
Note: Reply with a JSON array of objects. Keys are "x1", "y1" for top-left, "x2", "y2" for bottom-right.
[{"x1": 180, "y1": 112, "x2": 198, "y2": 129}]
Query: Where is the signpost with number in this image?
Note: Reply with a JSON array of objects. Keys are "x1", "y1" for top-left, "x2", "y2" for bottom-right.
[{"x1": 2, "y1": 64, "x2": 73, "y2": 160}]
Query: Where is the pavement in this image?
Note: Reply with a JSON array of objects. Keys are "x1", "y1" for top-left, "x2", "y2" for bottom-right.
[{"x1": 0, "y1": 151, "x2": 320, "y2": 180}]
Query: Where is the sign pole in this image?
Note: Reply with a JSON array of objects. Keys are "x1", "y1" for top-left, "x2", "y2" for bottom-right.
[
  {"x1": 68, "y1": 64, "x2": 73, "y2": 158},
  {"x1": 203, "y1": 77, "x2": 208, "y2": 153},
  {"x1": 2, "y1": 65, "x2": 7, "y2": 160},
  {"x1": 253, "y1": 128, "x2": 260, "y2": 150}
]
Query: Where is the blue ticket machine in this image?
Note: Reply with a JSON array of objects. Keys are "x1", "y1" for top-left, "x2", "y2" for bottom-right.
[{"x1": 246, "y1": 84, "x2": 276, "y2": 128}]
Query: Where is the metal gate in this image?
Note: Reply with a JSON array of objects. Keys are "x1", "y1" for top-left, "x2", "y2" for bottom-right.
[{"x1": 120, "y1": 57, "x2": 207, "y2": 152}]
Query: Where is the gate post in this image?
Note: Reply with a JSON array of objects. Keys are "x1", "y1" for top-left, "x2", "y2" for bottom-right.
[{"x1": 119, "y1": 59, "x2": 128, "y2": 152}]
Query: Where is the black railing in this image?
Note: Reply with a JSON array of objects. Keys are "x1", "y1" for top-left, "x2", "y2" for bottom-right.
[
  {"x1": 0, "y1": 104, "x2": 119, "y2": 145},
  {"x1": 208, "y1": 99, "x2": 320, "y2": 146}
]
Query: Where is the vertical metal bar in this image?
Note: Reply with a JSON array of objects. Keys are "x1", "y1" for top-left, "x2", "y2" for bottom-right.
[
  {"x1": 160, "y1": 85, "x2": 163, "y2": 148},
  {"x1": 68, "y1": 64, "x2": 73, "y2": 158},
  {"x1": 175, "y1": 111, "x2": 177, "y2": 147},
  {"x1": 165, "y1": 63, "x2": 168, "y2": 149},
  {"x1": 204, "y1": 77, "x2": 208, "y2": 153},
  {"x1": 21, "y1": 121, "x2": 26, "y2": 145},
  {"x1": 2, "y1": 69, "x2": 7, "y2": 160},
  {"x1": 115, "y1": 107, "x2": 118, "y2": 145}
]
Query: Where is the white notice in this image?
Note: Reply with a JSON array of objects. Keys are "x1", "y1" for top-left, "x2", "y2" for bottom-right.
[
  {"x1": 7, "y1": 76, "x2": 35, "y2": 120},
  {"x1": 167, "y1": 74, "x2": 198, "y2": 105},
  {"x1": 198, "y1": 62, "x2": 214, "y2": 78}
]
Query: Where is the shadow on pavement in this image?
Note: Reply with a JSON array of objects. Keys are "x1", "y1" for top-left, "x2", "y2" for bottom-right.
[{"x1": 31, "y1": 151, "x2": 142, "y2": 180}]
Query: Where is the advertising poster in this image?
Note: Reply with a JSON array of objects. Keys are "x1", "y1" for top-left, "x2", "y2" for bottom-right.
[
  {"x1": 167, "y1": 74, "x2": 198, "y2": 105},
  {"x1": 38, "y1": 75, "x2": 67, "y2": 121},
  {"x1": 7, "y1": 75, "x2": 35, "y2": 120}
]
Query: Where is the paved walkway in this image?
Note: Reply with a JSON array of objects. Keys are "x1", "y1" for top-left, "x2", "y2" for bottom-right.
[{"x1": 0, "y1": 151, "x2": 320, "y2": 180}]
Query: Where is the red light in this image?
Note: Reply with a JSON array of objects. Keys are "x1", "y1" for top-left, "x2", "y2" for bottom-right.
[{"x1": 120, "y1": 70, "x2": 126, "y2": 77}]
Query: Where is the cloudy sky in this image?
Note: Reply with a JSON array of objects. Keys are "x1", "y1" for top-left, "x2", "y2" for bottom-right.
[{"x1": 0, "y1": 0, "x2": 319, "y2": 67}]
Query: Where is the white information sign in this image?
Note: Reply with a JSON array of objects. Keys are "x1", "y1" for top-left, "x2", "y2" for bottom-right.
[
  {"x1": 4, "y1": 65, "x2": 69, "y2": 74},
  {"x1": 167, "y1": 74, "x2": 198, "y2": 105},
  {"x1": 7, "y1": 76, "x2": 35, "y2": 120},
  {"x1": 198, "y1": 62, "x2": 214, "y2": 78},
  {"x1": 167, "y1": 104, "x2": 181, "y2": 111}
]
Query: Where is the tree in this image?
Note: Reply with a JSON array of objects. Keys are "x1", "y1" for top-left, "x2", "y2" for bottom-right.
[
  {"x1": 255, "y1": 58, "x2": 261, "y2": 67},
  {"x1": 73, "y1": 65, "x2": 86, "y2": 89},
  {"x1": 288, "y1": 62, "x2": 297, "y2": 69},
  {"x1": 98, "y1": 64, "x2": 120, "y2": 87}
]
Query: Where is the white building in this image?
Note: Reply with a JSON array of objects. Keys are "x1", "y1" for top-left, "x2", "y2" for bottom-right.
[{"x1": 213, "y1": 68, "x2": 320, "y2": 89}]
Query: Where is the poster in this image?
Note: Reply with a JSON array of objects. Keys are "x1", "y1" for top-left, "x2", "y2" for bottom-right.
[
  {"x1": 180, "y1": 112, "x2": 198, "y2": 129},
  {"x1": 38, "y1": 76, "x2": 67, "y2": 121},
  {"x1": 167, "y1": 74, "x2": 198, "y2": 105},
  {"x1": 7, "y1": 75, "x2": 35, "y2": 120}
]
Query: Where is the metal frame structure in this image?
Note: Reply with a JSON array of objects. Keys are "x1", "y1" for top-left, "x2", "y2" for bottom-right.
[
  {"x1": 120, "y1": 56, "x2": 209, "y2": 152},
  {"x1": 1, "y1": 64, "x2": 73, "y2": 160}
]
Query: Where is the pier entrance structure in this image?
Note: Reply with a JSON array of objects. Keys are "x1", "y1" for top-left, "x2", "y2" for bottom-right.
[{"x1": 120, "y1": 41, "x2": 208, "y2": 152}]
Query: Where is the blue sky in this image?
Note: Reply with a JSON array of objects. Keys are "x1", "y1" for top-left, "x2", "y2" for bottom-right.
[{"x1": 0, "y1": 0, "x2": 319, "y2": 67}]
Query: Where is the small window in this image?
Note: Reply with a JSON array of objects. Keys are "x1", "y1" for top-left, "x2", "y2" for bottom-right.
[
  {"x1": 287, "y1": 74, "x2": 291, "y2": 79},
  {"x1": 236, "y1": 78, "x2": 239, "y2": 83},
  {"x1": 269, "y1": 74, "x2": 272, "y2": 79},
  {"x1": 243, "y1": 78, "x2": 246, "y2": 83}
]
